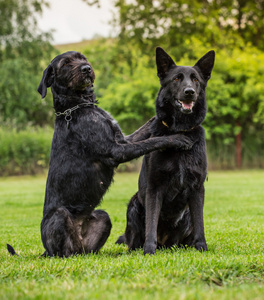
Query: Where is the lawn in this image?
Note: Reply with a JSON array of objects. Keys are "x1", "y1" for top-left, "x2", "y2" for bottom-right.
[{"x1": 0, "y1": 170, "x2": 263, "y2": 299}]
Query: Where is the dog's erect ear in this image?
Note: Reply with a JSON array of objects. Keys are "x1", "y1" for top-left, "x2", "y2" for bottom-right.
[
  {"x1": 156, "y1": 47, "x2": 176, "y2": 80},
  {"x1": 37, "y1": 64, "x2": 55, "y2": 98},
  {"x1": 194, "y1": 50, "x2": 215, "y2": 82}
]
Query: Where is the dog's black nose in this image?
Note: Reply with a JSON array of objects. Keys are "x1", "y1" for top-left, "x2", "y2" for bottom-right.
[
  {"x1": 184, "y1": 88, "x2": 195, "y2": 96},
  {"x1": 81, "y1": 65, "x2": 92, "y2": 73}
]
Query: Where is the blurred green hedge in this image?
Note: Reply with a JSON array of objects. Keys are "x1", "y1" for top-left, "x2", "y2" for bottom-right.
[
  {"x1": 0, "y1": 127, "x2": 52, "y2": 176},
  {"x1": 1, "y1": 125, "x2": 263, "y2": 176}
]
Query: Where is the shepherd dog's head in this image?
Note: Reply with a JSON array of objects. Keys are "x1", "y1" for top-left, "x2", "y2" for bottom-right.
[{"x1": 155, "y1": 47, "x2": 215, "y2": 131}]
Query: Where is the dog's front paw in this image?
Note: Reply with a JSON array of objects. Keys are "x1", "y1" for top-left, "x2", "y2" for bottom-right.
[
  {"x1": 144, "y1": 242, "x2": 157, "y2": 255},
  {"x1": 175, "y1": 135, "x2": 194, "y2": 150},
  {"x1": 195, "y1": 241, "x2": 208, "y2": 252}
]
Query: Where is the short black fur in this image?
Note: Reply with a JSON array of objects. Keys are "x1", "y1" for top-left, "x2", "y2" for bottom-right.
[
  {"x1": 7, "y1": 51, "x2": 194, "y2": 257},
  {"x1": 7, "y1": 244, "x2": 18, "y2": 256},
  {"x1": 116, "y1": 47, "x2": 215, "y2": 254}
]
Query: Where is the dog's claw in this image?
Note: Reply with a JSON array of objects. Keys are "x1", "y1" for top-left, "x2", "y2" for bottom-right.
[
  {"x1": 144, "y1": 249, "x2": 156, "y2": 255},
  {"x1": 195, "y1": 242, "x2": 208, "y2": 252},
  {"x1": 144, "y1": 243, "x2": 157, "y2": 255}
]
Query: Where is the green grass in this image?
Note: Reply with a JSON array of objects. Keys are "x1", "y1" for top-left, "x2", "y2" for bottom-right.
[{"x1": 0, "y1": 171, "x2": 263, "y2": 299}]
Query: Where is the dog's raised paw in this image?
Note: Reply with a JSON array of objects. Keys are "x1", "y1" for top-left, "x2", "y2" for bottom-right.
[{"x1": 179, "y1": 137, "x2": 194, "y2": 150}]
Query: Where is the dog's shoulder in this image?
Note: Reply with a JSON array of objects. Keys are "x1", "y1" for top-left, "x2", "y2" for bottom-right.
[
  {"x1": 92, "y1": 107, "x2": 118, "y2": 126},
  {"x1": 78, "y1": 106, "x2": 125, "y2": 144}
]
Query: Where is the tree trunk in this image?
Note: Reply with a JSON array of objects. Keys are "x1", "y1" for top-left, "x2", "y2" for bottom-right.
[{"x1": 236, "y1": 123, "x2": 242, "y2": 168}]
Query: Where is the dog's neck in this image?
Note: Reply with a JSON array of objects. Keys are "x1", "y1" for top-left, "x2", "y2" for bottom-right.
[
  {"x1": 51, "y1": 82, "x2": 97, "y2": 112},
  {"x1": 155, "y1": 90, "x2": 207, "y2": 133}
]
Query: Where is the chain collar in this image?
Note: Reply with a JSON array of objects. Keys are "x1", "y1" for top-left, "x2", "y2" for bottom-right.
[{"x1": 55, "y1": 102, "x2": 94, "y2": 129}]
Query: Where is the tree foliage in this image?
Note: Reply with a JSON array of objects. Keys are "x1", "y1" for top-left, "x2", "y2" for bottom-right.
[
  {"x1": 97, "y1": 42, "x2": 264, "y2": 139},
  {"x1": 0, "y1": 0, "x2": 53, "y2": 63},
  {"x1": 0, "y1": 0, "x2": 56, "y2": 128},
  {"x1": 114, "y1": 0, "x2": 264, "y2": 55},
  {"x1": 93, "y1": 0, "x2": 264, "y2": 168},
  {"x1": 0, "y1": 58, "x2": 54, "y2": 128}
]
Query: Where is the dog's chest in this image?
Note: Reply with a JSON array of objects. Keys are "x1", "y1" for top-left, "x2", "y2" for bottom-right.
[
  {"x1": 148, "y1": 150, "x2": 205, "y2": 218},
  {"x1": 147, "y1": 142, "x2": 206, "y2": 196}
]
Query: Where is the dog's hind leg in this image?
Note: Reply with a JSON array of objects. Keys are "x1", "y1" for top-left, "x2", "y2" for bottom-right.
[
  {"x1": 81, "y1": 210, "x2": 112, "y2": 253},
  {"x1": 41, "y1": 207, "x2": 82, "y2": 257},
  {"x1": 116, "y1": 193, "x2": 145, "y2": 251}
]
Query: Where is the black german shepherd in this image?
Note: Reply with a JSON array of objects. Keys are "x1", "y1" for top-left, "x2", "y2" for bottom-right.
[{"x1": 116, "y1": 47, "x2": 215, "y2": 254}]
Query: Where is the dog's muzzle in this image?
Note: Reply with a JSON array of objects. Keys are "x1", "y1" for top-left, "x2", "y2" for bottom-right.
[
  {"x1": 81, "y1": 65, "x2": 92, "y2": 74},
  {"x1": 81, "y1": 65, "x2": 94, "y2": 87},
  {"x1": 84, "y1": 77, "x2": 92, "y2": 87},
  {"x1": 175, "y1": 99, "x2": 195, "y2": 114}
]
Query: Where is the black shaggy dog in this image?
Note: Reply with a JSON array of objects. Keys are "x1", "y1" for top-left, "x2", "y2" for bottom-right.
[
  {"x1": 7, "y1": 51, "x2": 193, "y2": 257},
  {"x1": 116, "y1": 47, "x2": 215, "y2": 255}
]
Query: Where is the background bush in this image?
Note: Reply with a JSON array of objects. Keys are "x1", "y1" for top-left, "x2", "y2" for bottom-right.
[{"x1": 0, "y1": 127, "x2": 52, "y2": 176}]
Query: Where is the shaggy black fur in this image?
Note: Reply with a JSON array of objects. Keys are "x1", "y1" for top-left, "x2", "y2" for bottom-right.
[
  {"x1": 116, "y1": 47, "x2": 215, "y2": 254},
  {"x1": 7, "y1": 51, "x2": 194, "y2": 257}
]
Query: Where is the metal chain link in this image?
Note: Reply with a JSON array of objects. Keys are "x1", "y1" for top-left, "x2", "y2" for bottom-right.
[{"x1": 54, "y1": 103, "x2": 94, "y2": 129}]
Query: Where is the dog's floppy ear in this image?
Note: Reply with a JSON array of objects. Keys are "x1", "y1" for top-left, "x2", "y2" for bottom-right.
[
  {"x1": 156, "y1": 47, "x2": 176, "y2": 80},
  {"x1": 37, "y1": 64, "x2": 55, "y2": 99},
  {"x1": 194, "y1": 50, "x2": 215, "y2": 82}
]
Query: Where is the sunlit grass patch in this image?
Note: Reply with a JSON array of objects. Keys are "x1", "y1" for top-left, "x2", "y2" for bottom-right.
[{"x1": 0, "y1": 170, "x2": 263, "y2": 299}]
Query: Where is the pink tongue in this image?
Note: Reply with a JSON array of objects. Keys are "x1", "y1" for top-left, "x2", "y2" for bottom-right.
[{"x1": 183, "y1": 102, "x2": 193, "y2": 109}]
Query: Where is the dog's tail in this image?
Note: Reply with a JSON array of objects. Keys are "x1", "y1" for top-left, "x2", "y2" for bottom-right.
[
  {"x1": 7, "y1": 244, "x2": 19, "y2": 256},
  {"x1": 7, "y1": 244, "x2": 48, "y2": 257}
]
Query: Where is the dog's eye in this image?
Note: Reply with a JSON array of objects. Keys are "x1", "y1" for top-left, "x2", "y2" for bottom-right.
[
  {"x1": 174, "y1": 74, "x2": 182, "y2": 82},
  {"x1": 193, "y1": 77, "x2": 198, "y2": 82},
  {"x1": 62, "y1": 59, "x2": 71, "y2": 67}
]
